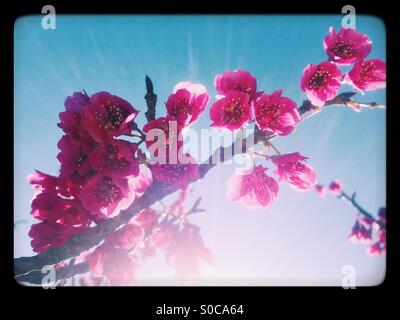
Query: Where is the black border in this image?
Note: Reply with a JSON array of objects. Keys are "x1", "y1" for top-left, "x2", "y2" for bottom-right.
[{"x1": 3, "y1": 0, "x2": 399, "y2": 315}]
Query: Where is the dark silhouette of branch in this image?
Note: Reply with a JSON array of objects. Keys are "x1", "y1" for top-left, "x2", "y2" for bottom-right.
[
  {"x1": 339, "y1": 191, "x2": 386, "y2": 230},
  {"x1": 144, "y1": 75, "x2": 157, "y2": 122}
]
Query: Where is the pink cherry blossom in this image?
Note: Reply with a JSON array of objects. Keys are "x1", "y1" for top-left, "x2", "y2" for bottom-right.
[
  {"x1": 87, "y1": 242, "x2": 138, "y2": 285},
  {"x1": 166, "y1": 82, "x2": 210, "y2": 126},
  {"x1": 149, "y1": 153, "x2": 200, "y2": 190},
  {"x1": 329, "y1": 180, "x2": 343, "y2": 196},
  {"x1": 348, "y1": 215, "x2": 372, "y2": 244},
  {"x1": 324, "y1": 27, "x2": 372, "y2": 65},
  {"x1": 315, "y1": 184, "x2": 326, "y2": 197},
  {"x1": 58, "y1": 92, "x2": 91, "y2": 139},
  {"x1": 31, "y1": 192, "x2": 92, "y2": 227},
  {"x1": 89, "y1": 140, "x2": 139, "y2": 178},
  {"x1": 143, "y1": 116, "x2": 184, "y2": 158},
  {"x1": 133, "y1": 208, "x2": 158, "y2": 230},
  {"x1": 344, "y1": 59, "x2": 386, "y2": 92},
  {"x1": 300, "y1": 61, "x2": 342, "y2": 107},
  {"x1": 367, "y1": 229, "x2": 386, "y2": 256},
  {"x1": 29, "y1": 221, "x2": 88, "y2": 253},
  {"x1": 215, "y1": 69, "x2": 257, "y2": 101},
  {"x1": 79, "y1": 175, "x2": 135, "y2": 218},
  {"x1": 151, "y1": 223, "x2": 179, "y2": 251},
  {"x1": 101, "y1": 249, "x2": 138, "y2": 285},
  {"x1": 271, "y1": 152, "x2": 317, "y2": 191},
  {"x1": 107, "y1": 223, "x2": 144, "y2": 250},
  {"x1": 57, "y1": 135, "x2": 96, "y2": 183},
  {"x1": 31, "y1": 192, "x2": 65, "y2": 221},
  {"x1": 254, "y1": 90, "x2": 300, "y2": 136},
  {"x1": 57, "y1": 172, "x2": 86, "y2": 198},
  {"x1": 82, "y1": 92, "x2": 139, "y2": 142},
  {"x1": 165, "y1": 223, "x2": 212, "y2": 278},
  {"x1": 210, "y1": 91, "x2": 252, "y2": 131},
  {"x1": 227, "y1": 165, "x2": 279, "y2": 208},
  {"x1": 27, "y1": 170, "x2": 58, "y2": 193}
]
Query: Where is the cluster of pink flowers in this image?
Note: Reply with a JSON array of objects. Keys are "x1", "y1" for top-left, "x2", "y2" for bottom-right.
[
  {"x1": 349, "y1": 208, "x2": 386, "y2": 256},
  {"x1": 28, "y1": 91, "x2": 145, "y2": 253},
  {"x1": 82, "y1": 190, "x2": 212, "y2": 284},
  {"x1": 28, "y1": 83, "x2": 212, "y2": 284},
  {"x1": 301, "y1": 27, "x2": 386, "y2": 107},
  {"x1": 144, "y1": 82, "x2": 209, "y2": 190},
  {"x1": 227, "y1": 152, "x2": 317, "y2": 209},
  {"x1": 208, "y1": 70, "x2": 316, "y2": 208},
  {"x1": 314, "y1": 179, "x2": 386, "y2": 256},
  {"x1": 210, "y1": 70, "x2": 300, "y2": 135}
]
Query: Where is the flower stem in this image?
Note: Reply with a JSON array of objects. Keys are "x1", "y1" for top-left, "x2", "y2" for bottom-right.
[
  {"x1": 267, "y1": 142, "x2": 281, "y2": 156},
  {"x1": 339, "y1": 191, "x2": 385, "y2": 230}
]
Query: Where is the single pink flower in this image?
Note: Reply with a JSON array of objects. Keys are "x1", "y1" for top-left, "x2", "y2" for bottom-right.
[
  {"x1": 324, "y1": 27, "x2": 372, "y2": 65},
  {"x1": 315, "y1": 184, "x2": 326, "y2": 197},
  {"x1": 210, "y1": 91, "x2": 252, "y2": 131},
  {"x1": 57, "y1": 135, "x2": 96, "y2": 181},
  {"x1": 31, "y1": 192, "x2": 65, "y2": 221},
  {"x1": 135, "y1": 238, "x2": 157, "y2": 260},
  {"x1": 166, "y1": 223, "x2": 212, "y2": 278},
  {"x1": 226, "y1": 165, "x2": 279, "y2": 208},
  {"x1": 149, "y1": 153, "x2": 200, "y2": 190},
  {"x1": 87, "y1": 242, "x2": 138, "y2": 285},
  {"x1": 300, "y1": 61, "x2": 342, "y2": 107},
  {"x1": 107, "y1": 223, "x2": 144, "y2": 250},
  {"x1": 82, "y1": 92, "x2": 139, "y2": 142},
  {"x1": 102, "y1": 250, "x2": 138, "y2": 285},
  {"x1": 58, "y1": 92, "x2": 91, "y2": 139},
  {"x1": 151, "y1": 223, "x2": 179, "y2": 251},
  {"x1": 57, "y1": 199, "x2": 94, "y2": 227},
  {"x1": 254, "y1": 90, "x2": 300, "y2": 136},
  {"x1": 329, "y1": 180, "x2": 343, "y2": 196},
  {"x1": 271, "y1": 152, "x2": 317, "y2": 191},
  {"x1": 166, "y1": 82, "x2": 210, "y2": 126},
  {"x1": 57, "y1": 172, "x2": 86, "y2": 198},
  {"x1": 143, "y1": 116, "x2": 184, "y2": 158},
  {"x1": 367, "y1": 242, "x2": 385, "y2": 256},
  {"x1": 367, "y1": 229, "x2": 386, "y2": 256},
  {"x1": 79, "y1": 175, "x2": 135, "y2": 218},
  {"x1": 344, "y1": 58, "x2": 386, "y2": 92},
  {"x1": 31, "y1": 192, "x2": 92, "y2": 227},
  {"x1": 215, "y1": 69, "x2": 257, "y2": 101},
  {"x1": 29, "y1": 221, "x2": 88, "y2": 253},
  {"x1": 89, "y1": 140, "x2": 139, "y2": 178},
  {"x1": 348, "y1": 215, "x2": 372, "y2": 244},
  {"x1": 27, "y1": 170, "x2": 58, "y2": 193},
  {"x1": 133, "y1": 208, "x2": 158, "y2": 230}
]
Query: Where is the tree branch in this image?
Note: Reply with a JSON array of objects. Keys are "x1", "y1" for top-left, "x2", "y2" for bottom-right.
[
  {"x1": 339, "y1": 191, "x2": 386, "y2": 230},
  {"x1": 15, "y1": 262, "x2": 89, "y2": 285},
  {"x1": 14, "y1": 89, "x2": 385, "y2": 281}
]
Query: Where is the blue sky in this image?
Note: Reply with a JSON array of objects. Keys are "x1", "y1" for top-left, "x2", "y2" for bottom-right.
[{"x1": 14, "y1": 15, "x2": 386, "y2": 285}]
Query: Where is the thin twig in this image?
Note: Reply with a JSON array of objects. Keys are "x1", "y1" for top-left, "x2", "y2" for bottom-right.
[{"x1": 339, "y1": 191, "x2": 385, "y2": 230}]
